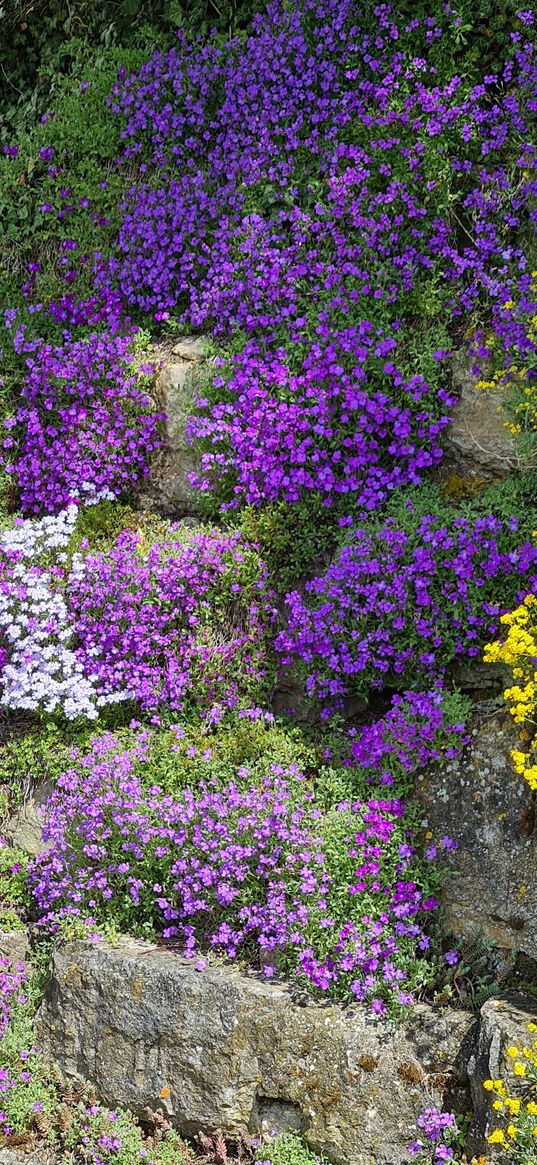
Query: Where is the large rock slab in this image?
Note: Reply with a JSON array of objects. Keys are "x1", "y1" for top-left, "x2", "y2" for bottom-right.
[
  {"x1": 36, "y1": 940, "x2": 474, "y2": 1165},
  {"x1": 416, "y1": 702, "x2": 537, "y2": 962},
  {"x1": 467, "y1": 993, "x2": 537, "y2": 1156},
  {"x1": 0, "y1": 930, "x2": 29, "y2": 966}
]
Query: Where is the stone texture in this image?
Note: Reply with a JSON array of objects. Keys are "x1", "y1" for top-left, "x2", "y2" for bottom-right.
[
  {"x1": 0, "y1": 1153, "x2": 50, "y2": 1164},
  {"x1": 2, "y1": 785, "x2": 50, "y2": 856},
  {"x1": 416, "y1": 702, "x2": 537, "y2": 961},
  {"x1": 36, "y1": 940, "x2": 474, "y2": 1165},
  {"x1": 0, "y1": 930, "x2": 29, "y2": 966},
  {"x1": 172, "y1": 337, "x2": 208, "y2": 361},
  {"x1": 441, "y1": 355, "x2": 523, "y2": 483},
  {"x1": 141, "y1": 341, "x2": 209, "y2": 517},
  {"x1": 467, "y1": 993, "x2": 537, "y2": 1156}
]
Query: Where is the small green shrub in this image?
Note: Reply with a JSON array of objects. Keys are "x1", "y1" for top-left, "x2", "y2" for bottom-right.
[
  {"x1": 0, "y1": 845, "x2": 28, "y2": 931},
  {"x1": 135, "y1": 709, "x2": 315, "y2": 793},
  {"x1": 254, "y1": 1131, "x2": 326, "y2": 1164}
]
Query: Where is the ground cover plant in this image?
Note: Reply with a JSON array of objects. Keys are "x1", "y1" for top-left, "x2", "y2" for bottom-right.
[
  {"x1": 275, "y1": 487, "x2": 537, "y2": 708},
  {"x1": 0, "y1": 507, "x2": 275, "y2": 719},
  {"x1": 28, "y1": 723, "x2": 460, "y2": 1013},
  {"x1": 0, "y1": 1, "x2": 537, "y2": 1162}
]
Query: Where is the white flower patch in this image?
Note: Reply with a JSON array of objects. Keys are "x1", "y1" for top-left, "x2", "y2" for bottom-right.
[{"x1": 0, "y1": 507, "x2": 126, "y2": 720}]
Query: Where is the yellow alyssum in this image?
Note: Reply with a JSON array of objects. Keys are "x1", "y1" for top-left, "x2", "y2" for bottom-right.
[
  {"x1": 484, "y1": 594, "x2": 537, "y2": 791},
  {"x1": 475, "y1": 276, "x2": 537, "y2": 440},
  {"x1": 484, "y1": 1024, "x2": 537, "y2": 1154}
]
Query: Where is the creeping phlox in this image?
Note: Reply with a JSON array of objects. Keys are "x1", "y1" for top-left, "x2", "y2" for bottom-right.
[
  {"x1": 0, "y1": 507, "x2": 105, "y2": 719},
  {"x1": 484, "y1": 594, "x2": 537, "y2": 791},
  {"x1": 0, "y1": 510, "x2": 273, "y2": 721},
  {"x1": 483, "y1": 1023, "x2": 537, "y2": 1154}
]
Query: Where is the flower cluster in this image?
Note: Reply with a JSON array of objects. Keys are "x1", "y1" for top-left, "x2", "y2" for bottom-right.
[
  {"x1": 408, "y1": 1106, "x2": 459, "y2": 1163},
  {"x1": 67, "y1": 525, "x2": 274, "y2": 713},
  {"x1": 276, "y1": 509, "x2": 537, "y2": 706},
  {"x1": 29, "y1": 730, "x2": 447, "y2": 1013},
  {"x1": 105, "y1": 2, "x2": 537, "y2": 511},
  {"x1": 0, "y1": 959, "x2": 26, "y2": 1043},
  {"x1": 0, "y1": 511, "x2": 273, "y2": 720},
  {"x1": 2, "y1": 325, "x2": 161, "y2": 515},
  {"x1": 484, "y1": 1023, "x2": 537, "y2": 1154},
  {"x1": 0, "y1": 507, "x2": 103, "y2": 719},
  {"x1": 484, "y1": 592, "x2": 537, "y2": 791},
  {"x1": 347, "y1": 688, "x2": 470, "y2": 790}
]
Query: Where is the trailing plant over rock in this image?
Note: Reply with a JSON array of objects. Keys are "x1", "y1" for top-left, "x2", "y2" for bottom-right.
[
  {"x1": 0, "y1": 509, "x2": 274, "y2": 720},
  {"x1": 29, "y1": 727, "x2": 454, "y2": 1015},
  {"x1": 276, "y1": 502, "x2": 537, "y2": 708}
]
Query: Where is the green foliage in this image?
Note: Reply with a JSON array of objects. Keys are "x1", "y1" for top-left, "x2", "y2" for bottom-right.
[
  {"x1": 0, "y1": 38, "x2": 149, "y2": 306},
  {"x1": 0, "y1": 845, "x2": 28, "y2": 930},
  {"x1": 71, "y1": 500, "x2": 170, "y2": 555},
  {"x1": 238, "y1": 497, "x2": 342, "y2": 594},
  {"x1": 254, "y1": 1131, "x2": 326, "y2": 1164},
  {"x1": 136, "y1": 709, "x2": 315, "y2": 794},
  {"x1": 0, "y1": 723, "x2": 97, "y2": 802},
  {"x1": 1, "y1": 0, "x2": 263, "y2": 138}
]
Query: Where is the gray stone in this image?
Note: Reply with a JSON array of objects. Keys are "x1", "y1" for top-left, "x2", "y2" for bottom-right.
[
  {"x1": 467, "y1": 993, "x2": 537, "y2": 1156},
  {"x1": 441, "y1": 355, "x2": 525, "y2": 483},
  {"x1": 141, "y1": 348, "x2": 209, "y2": 517},
  {"x1": 172, "y1": 337, "x2": 208, "y2": 361},
  {"x1": 0, "y1": 1151, "x2": 55, "y2": 1163},
  {"x1": 416, "y1": 703, "x2": 537, "y2": 961},
  {"x1": 36, "y1": 940, "x2": 474, "y2": 1165},
  {"x1": 2, "y1": 785, "x2": 50, "y2": 856},
  {"x1": 0, "y1": 930, "x2": 29, "y2": 966}
]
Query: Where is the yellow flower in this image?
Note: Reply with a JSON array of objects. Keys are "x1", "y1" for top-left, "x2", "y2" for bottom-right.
[
  {"x1": 507, "y1": 1045, "x2": 519, "y2": 1058},
  {"x1": 488, "y1": 1129, "x2": 505, "y2": 1144},
  {"x1": 507, "y1": 1123, "x2": 517, "y2": 1138},
  {"x1": 528, "y1": 1023, "x2": 537, "y2": 1033},
  {"x1": 492, "y1": 1100, "x2": 504, "y2": 1111},
  {"x1": 513, "y1": 1061, "x2": 526, "y2": 1076},
  {"x1": 527, "y1": 1101, "x2": 537, "y2": 1116},
  {"x1": 483, "y1": 1079, "x2": 494, "y2": 1091}
]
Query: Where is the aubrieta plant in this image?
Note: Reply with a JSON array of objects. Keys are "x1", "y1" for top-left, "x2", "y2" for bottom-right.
[
  {"x1": 0, "y1": 509, "x2": 274, "y2": 720},
  {"x1": 101, "y1": 2, "x2": 537, "y2": 514},
  {"x1": 1, "y1": 321, "x2": 161, "y2": 515},
  {"x1": 276, "y1": 507, "x2": 537, "y2": 708},
  {"x1": 29, "y1": 728, "x2": 453, "y2": 1015}
]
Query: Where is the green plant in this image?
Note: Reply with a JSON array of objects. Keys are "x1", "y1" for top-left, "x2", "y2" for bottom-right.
[
  {"x1": 137, "y1": 709, "x2": 315, "y2": 794},
  {"x1": 254, "y1": 1131, "x2": 326, "y2": 1164},
  {"x1": 0, "y1": 846, "x2": 28, "y2": 931},
  {"x1": 238, "y1": 497, "x2": 343, "y2": 594}
]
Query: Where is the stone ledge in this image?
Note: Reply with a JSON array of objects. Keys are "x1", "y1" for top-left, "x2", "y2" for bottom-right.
[{"x1": 36, "y1": 939, "x2": 474, "y2": 1165}]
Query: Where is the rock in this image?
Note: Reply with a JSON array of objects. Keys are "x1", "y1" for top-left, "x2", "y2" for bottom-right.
[
  {"x1": 0, "y1": 1152, "x2": 56, "y2": 1163},
  {"x1": 172, "y1": 337, "x2": 208, "y2": 361},
  {"x1": 0, "y1": 930, "x2": 29, "y2": 966},
  {"x1": 2, "y1": 785, "x2": 50, "y2": 856},
  {"x1": 36, "y1": 940, "x2": 474, "y2": 1165},
  {"x1": 141, "y1": 343, "x2": 209, "y2": 517},
  {"x1": 467, "y1": 993, "x2": 537, "y2": 1156},
  {"x1": 416, "y1": 703, "x2": 537, "y2": 961},
  {"x1": 441, "y1": 355, "x2": 523, "y2": 483}
]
